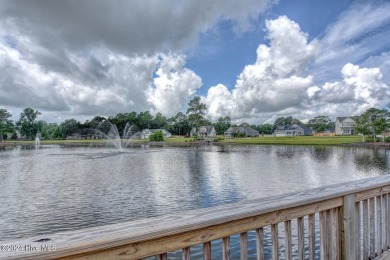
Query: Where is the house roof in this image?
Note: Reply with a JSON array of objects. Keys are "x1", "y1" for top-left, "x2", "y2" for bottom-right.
[
  {"x1": 242, "y1": 126, "x2": 259, "y2": 134},
  {"x1": 276, "y1": 124, "x2": 312, "y2": 131},
  {"x1": 276, "y1": 125, "x2": 287, "y2": 130},
  {"x1": 336, "y1": 117, "x2": 355, "y2": 122}
]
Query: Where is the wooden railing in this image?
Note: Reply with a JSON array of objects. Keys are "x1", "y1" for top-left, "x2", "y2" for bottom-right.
[{"x1": 2, "y1": 175, "x2": 390, "y2": 260}]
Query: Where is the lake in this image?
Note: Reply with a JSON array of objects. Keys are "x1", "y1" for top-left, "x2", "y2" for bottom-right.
[{"x1": 0, "y1": 144, "x2": 389, "y2": 258}]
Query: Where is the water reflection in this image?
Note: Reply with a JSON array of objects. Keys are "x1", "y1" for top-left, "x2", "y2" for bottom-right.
[
  {"x1": 354, "y1": 148, "x2": 389, "y2": 172},
  {"x1": 0, "y1": 144, "x2": 389, "y2": 243}
]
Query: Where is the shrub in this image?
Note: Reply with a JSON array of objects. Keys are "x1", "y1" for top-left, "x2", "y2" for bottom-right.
[
  {"x1": 149, "y1": 131, "x2": 164, "y2": 142},
  {"x1": 385, "y1": 136, "x2": 390, "y2": 143},
  {"x1": 366, "y1": 136, "x2": 381, "y2": 143},
  {"x1": 214, "y1": 137, "x2": 224, "y2": 142}
]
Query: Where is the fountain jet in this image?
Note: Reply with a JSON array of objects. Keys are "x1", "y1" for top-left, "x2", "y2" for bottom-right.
[{"x1": 95, "y1": 121, "x2": 137, "y2": 152}]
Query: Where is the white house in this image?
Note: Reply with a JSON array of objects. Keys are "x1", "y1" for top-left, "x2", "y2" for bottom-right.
[
  {"x1": 190, "y1": 126, "x2": 216, "y2": 141},
  {"x1": 274, "y1": 125, "x2": 312, "y2": 136},
  {"x1": 141, "y1": 129, "x2": 172, "y2": 139},
  {"x1": 335, "y1": 117, "x2": 356, "y2": 135}
]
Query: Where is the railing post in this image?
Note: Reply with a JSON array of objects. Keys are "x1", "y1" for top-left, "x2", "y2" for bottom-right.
[{"x1": 342, "y1": 194, "x2": 358, "y2": 260}]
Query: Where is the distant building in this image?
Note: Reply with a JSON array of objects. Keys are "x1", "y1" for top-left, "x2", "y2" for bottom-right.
[
  {"x1": 224, "y1": 126, "x2": 259, "y2": 138},
  {"x1": 190, "y1": 126, "x2": 216, "y2": 141},
  {"x1": 274, "y1": 125, "x2": 312, "y2": 136},
  {"x1": 141, "y1": 129, "x2": 172, "y2": 139},
  {"x1": 335, "y1": 117, "x2": 356, "y2": 135}
]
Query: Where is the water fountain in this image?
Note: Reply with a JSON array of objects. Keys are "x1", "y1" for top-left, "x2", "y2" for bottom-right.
[
  {"x1": 35, "y1": 133, "x2": 41, "y2": 149},
  {"x1": 95, "y1": 120, "x2": 138, "y2": 152}
]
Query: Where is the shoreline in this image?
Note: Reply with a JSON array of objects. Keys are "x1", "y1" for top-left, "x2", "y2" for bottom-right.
[
  {"x1": 343, "y1": 142, "x2": 390, "y2": 148},
  {"x1": 2, "y1": 139, "x2": 390, "y2": 148}
]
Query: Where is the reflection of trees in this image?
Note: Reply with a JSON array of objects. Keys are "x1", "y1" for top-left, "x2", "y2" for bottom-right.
[
  {"x1": 310, "y1": 147, "x2": 332, "y2": 162},
  {"x1": 354, "y1": 149, "x2": 388, "y2": 172},
  {"x1": 274, "y1": 146, "x2": 305, "y2": 159}
]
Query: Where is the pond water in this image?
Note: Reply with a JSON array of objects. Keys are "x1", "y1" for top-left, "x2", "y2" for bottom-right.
[{"x1": 0, "y1": 144, "x2": 389, "y2": 257}]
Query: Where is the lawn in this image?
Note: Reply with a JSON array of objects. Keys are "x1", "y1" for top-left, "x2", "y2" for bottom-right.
[{"x1": 220, "y1": 135, "x2": 361, "y2": 145}]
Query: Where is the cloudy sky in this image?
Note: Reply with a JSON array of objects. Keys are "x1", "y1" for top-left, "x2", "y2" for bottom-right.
[{"x1": 1, "y1": 0, "x2": 390, "y2": 124}]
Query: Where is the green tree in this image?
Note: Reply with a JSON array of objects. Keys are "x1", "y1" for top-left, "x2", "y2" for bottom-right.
[
  {"x1": 42, "y1": 123, "x2": 62, "y2": 140},
  {"x1": 136, "y1": 111, "x2": 153, "y2": 130},
  {"x1": 16, "y1": 108, "x2": 41, "y2": 139},
  {"x1": 373, "y1": 117, "x2": 389, "y2": 142},
  {"x1": 152, "y1": 112, "x2": 167, "y2": 129},
  {"x1": 213, "y1": 116, "x2": 231, "y2": 135},
  {"x1": 60, "y1": 119, "x2": 81, "y2": 137},
  {"x1": 354, "y1": 113, "x2": 371, "y2": 142},
  {"x1": 108, "y1": 112, "x2": 137, "y2": 136},
  {"x1": 354, "y1": 108, "x2": 390, "y2": 142},
  {"x1": 259, "y1": 123, "x2": 273, "y2": 135},
  {"x1": 166, "y1": 112, "x2": 191, "y2": 135},
  {"x1": 149, "y1": 130, "x2": 164, "y2": 141},
  {"x1": 187, "y1": 96, "x2": 207, "y2": 128},
  {"x1": 273, "y1": 116, "x2": 301, "y2": 130},
  {"x1": 0, "y1": 108, "x2": 15, "y2": 140},
  {"x1": 84, "y1": 116, "x2": 106, "y2": 129},
  {"x1": 307, "y1": 116, "x2": 334, "y2": 133}
]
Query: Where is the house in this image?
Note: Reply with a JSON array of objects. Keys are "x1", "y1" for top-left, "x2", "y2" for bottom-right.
[
  {"x1": 335, "y1": 117, "x2": 356, "y2": 135},
  {"x1": 190, "y1": 126, "x2": 216, "y2": 141},
  {"x1": 224, "y1": 126, "x2": 259, "y2": 138},
  {"x1": 141, "y1": 129, "x2": 172, "y2": 139},
  {"x1": 274, "y1": 124, "x2": 312, "y2": 136}
]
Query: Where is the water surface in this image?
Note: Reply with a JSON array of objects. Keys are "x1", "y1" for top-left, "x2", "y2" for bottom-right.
[{"x1": 0, "y1": 144, "x2": 389, "y2": 244}]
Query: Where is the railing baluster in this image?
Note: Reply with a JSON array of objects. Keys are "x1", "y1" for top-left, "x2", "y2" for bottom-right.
[
  {"x1": 357, "y1": 201, "x2": 362, "y2": 260},
  {"x1": 387, "y1": 193, "x2": 390, "y2": 250},
  {"x1": 377, "y1": 195, "x2": 382, "y2": 256},
  {"x1": 383, "y1": 194, "x2": 390, "y2": 251},
  {"x1": 326, "y1": 210, "x2": 332, "y2": 259},
  {"x1": 343, "y1": 194, "x2": 358, "y2": 260},
  {"x1": 240, "y1": 232, "x2": 248, "y2": 260},
  {"x1": 369, "y1": 197, "x2": 375, "y2": 258},
  {"x1": 203, "y1": 241, "x2": 211, "y2": 260},
  {"x1": 298, "y1": 217, "x2": 304, "y2": 260},
  {"x1": 158, "y1": 253, "x2": 167, "y2": 260},
  {"x1": 363, "y1": 199, "x2": 369, "y2": 260},
  {"x1": 308, "y1": 214, "x2": 315, "y2": 260},
  {"x1": 320, "y1": 211, "x2": 327, "y2": 260},
  {"x1": 271, "y1": 223, "x2": 279, "y2": 260},
  {"x1": 338, "y1": 206, "x2": 345, "y2": 260},
  {"x1": 256, "y1": 228, "x2": 264, "y2": 260},
  {"x1": 284, "y1": 220, "x2": 292, "y2": 260},
  {"x1": 223, "y1": 236, "x2": 230, "y2": 260},
  {"x1": 182, "y1": 247, "x2": 190, "y2": 260},
  {"x1": 382, "y1": 194, "x2": 387, "y2": 252},
  {"x1": 331, "y1": 208, "x2": 339, "y2": 260}
]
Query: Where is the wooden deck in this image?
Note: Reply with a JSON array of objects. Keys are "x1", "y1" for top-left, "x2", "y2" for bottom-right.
[{"x1": 1, "y1": 175, "x2": 390, "y2": 259}]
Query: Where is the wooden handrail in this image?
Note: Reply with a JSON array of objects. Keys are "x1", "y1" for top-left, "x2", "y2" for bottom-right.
[{"x1": 1, "y1": 175, "x2": 390, "y2": 259}]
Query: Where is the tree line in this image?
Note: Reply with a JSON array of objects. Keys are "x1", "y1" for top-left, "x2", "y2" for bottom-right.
[{"x1": 1, "y1": 96, "x2": 388, "y2": 141}]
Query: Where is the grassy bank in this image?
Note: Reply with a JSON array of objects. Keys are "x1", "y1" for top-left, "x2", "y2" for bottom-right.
[
  {"x1": 220, "y1": 136, "x2": 361, "y2": 145},
  {"x1": 3, "y1": 135, "x2": 362, "y2": 146}
]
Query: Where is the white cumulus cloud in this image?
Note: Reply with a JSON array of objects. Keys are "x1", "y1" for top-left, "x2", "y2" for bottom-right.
[
  {"x1": 203, "y1": 16, "x2": 317, "y2": 122},
  {"x1": 146, "y1": 53, "x2": 202, "y2": 116},
  {"x1": 311, "y1": 63, "x2": 390, "y2": 116}
]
